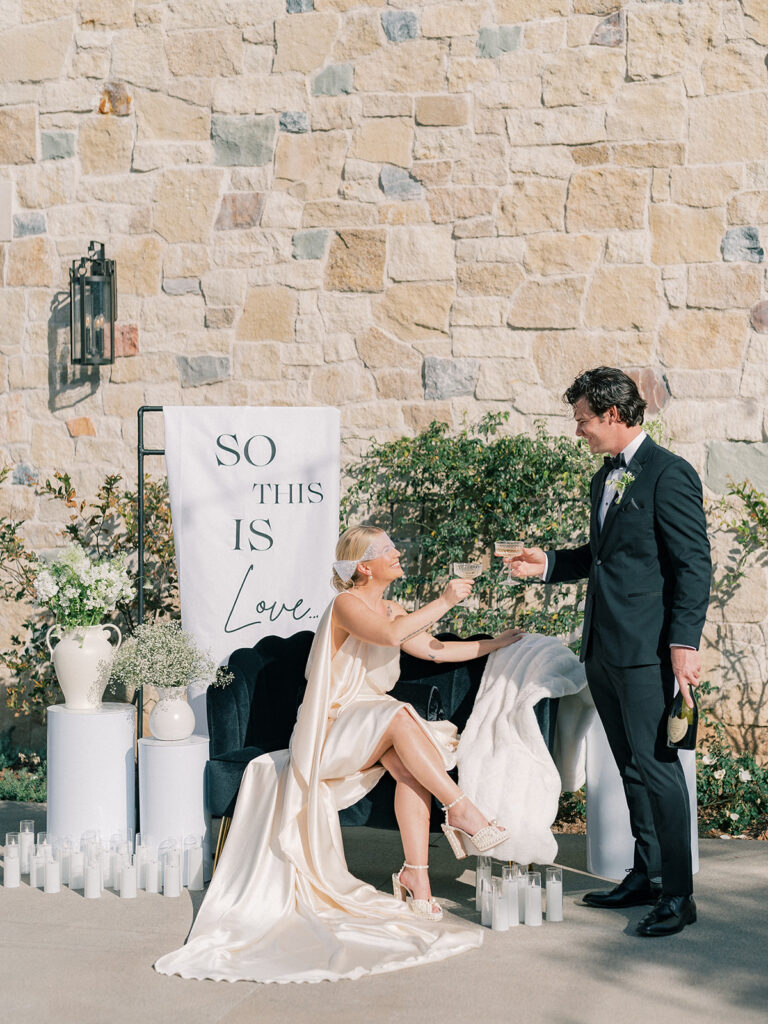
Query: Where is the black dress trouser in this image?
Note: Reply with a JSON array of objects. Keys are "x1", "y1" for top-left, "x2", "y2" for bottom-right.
[{"x1": 585, "y1": 629, "x2": 693, "y2": 897}]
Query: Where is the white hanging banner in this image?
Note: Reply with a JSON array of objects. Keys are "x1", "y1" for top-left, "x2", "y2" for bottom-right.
[{"x1": 163, "y1": 406, "x2": 340, "y2": 667}]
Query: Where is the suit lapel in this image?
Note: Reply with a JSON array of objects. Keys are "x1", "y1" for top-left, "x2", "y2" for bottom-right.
[{"x1": 596, "y1": 435, "x2": 654, "y2": 548}]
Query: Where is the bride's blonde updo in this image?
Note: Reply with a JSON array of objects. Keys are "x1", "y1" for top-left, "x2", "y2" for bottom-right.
[{"x1": 332, "y1": 524, "x2": 386, "y2": 592}]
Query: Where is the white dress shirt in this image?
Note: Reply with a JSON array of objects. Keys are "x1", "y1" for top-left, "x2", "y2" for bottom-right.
[{"x1": 598, "y1": 430, "x2": 646, "y2": 529}]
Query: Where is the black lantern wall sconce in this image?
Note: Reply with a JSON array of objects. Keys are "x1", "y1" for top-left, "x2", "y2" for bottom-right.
[{"x1": 69, "y1": 241, "x2": 117, "y2": 366}]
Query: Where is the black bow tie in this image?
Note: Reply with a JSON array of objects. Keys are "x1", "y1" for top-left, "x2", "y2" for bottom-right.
[{"x1": 604, "y1": 453, "x2": 626, "y2": 471}]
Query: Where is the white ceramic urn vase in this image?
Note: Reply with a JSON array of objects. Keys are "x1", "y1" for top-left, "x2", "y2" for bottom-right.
[
  {"x1": 149, "y1": 687, "x2": 196, "y2": 741},
  {"x1": 46, "y1": 624, "x2": 122, "y2": 710}
]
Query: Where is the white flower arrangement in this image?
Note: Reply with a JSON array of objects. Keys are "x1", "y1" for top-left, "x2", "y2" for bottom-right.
[
  {"x1": 613, "y1": 471, "x2": 635, "y2": 504},
  {"x1": 33, "y1": 543, "x2": 134, "y2": 629},
  {"x1": 109, "y1": 620, "x2": 231, "y2": 693}
]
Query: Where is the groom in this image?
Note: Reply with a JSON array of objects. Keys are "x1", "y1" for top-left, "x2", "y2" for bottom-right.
[{"x1": 510, "y1": 367, "x2": 711, "y2": 937}]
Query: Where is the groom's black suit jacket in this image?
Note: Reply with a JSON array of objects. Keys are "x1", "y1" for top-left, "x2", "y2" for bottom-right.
[{"x1": 548, "y1": 435, "x2": 711, "y2": 666}]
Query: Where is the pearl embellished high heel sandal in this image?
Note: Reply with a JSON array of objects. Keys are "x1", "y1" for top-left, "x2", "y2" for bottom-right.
[
  {"x1": 392, "y1": 862, "x2": 443, "y2": 921},
  {"x1": 441, "y1": 793, "x2": 507, "y2": 861}
]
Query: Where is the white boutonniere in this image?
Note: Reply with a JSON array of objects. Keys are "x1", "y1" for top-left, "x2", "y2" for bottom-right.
[{"x1": 614, "y1": 471, "x2": 635, "y2": 503}]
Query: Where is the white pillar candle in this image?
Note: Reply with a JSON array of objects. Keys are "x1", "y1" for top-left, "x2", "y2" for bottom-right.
[
  {"x1": 19, "y1": 829, "x2": 34, "y2": 874},
  {"x1": 134, "y1": 847, "x2": 147, "y2": 890},
  {"x1": 491, "y1": 879, "x2": 509, "y2": 932},
  {"x1": 145, "y1": 859, "x2": 160, "y2": 894},
  {"x1": 501, "y1": 868, "x2": 519, "y2": 927},
  {"x1": 99, "y1": 848, "x2": 111, "y2": 889},
  {"x1": 44, "y1": 859, "x2": 61, "y2": 894},
  {"x1": 163, "y1": 853, "x2": 181, "y2": 898},
  {"x1": 525, "y1": 872, "x2": 542, "y2": 927},
  {"x1": 30, "y1": 853, "x2": 46, "y2": 889},
  {"x1": 480, "y1": 876, "x2": 493, "y2": 927},
  {"x1": 186, "y1": 845, "x2": 204, "y2": 891},
  {"x1": 110, "y1": 851, "x2": 123, "y2": 887},
  {"x1": 546, "y1": 868, "x2": 563, "y2": 923},
  {"x1": 69, "y1": 851, "x2": 85, "y2": 890},
  {"x1": 475, "y1": 856, "x2": 492, "y2": 911},
  {"x1": 120, "y1": 863, "x2": 137, "y2": 899},
  {"x1": 84, "y1": 863, "x2": 101, "y2": 899},
  {"x1": 3, "y1": 844, "x2": 21, "y2": 889},
  {"x1": 517, "y1": 874, "x2": 527, "y2": 924},
  {"x1": 58, "y1": 847, "x2": 70, "y2": 886}
]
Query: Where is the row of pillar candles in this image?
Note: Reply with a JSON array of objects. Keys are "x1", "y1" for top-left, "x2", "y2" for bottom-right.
[
  {"x1": 475, "y1": 857, "x2": 564, "y2": 930},
  {"x1": 3, "y1": 820, "x2": 204, "y2": 898}
]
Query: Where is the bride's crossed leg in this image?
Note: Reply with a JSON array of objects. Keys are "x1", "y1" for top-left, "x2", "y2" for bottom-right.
[{"x1": 362, "y1": 706, "x2": 499, "y2": 906}]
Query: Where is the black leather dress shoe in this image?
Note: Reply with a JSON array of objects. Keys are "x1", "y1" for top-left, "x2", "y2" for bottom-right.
[
  {"x1": 636, "y1": 895, "x2": 697, "y2": 937},
  {"x1": 583, "y1": 869, "x2": 661, "y2": 909}
]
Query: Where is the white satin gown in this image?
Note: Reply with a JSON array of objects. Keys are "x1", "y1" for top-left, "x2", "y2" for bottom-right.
[{"x1": 154, "y1": 598, "x2": 483, "y2": 983}]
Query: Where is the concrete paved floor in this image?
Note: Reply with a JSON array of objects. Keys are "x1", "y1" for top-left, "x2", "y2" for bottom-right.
[{"x1": 1, "y1": 801, "x2": 766, "y2": 1024}]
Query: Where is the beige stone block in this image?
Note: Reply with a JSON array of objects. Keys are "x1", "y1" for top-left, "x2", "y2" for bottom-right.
[
  {"x1": 362, "y1": 94, "x2": 413, "y2": 118},
  {"x1": 163, "y1": 244, "x2": 211, "y2": 278},
  {"x1": 233, "y1": 341, "x2": 282, "y2": 381},
  {"x1": 566, "y1": 167, "x2": 648, "y2": 232},
  {"x1": 8, "y1": 354, "x2": 47, "y2": 390},
  {"x1": 373, "y1": 368, "x2": 422, "y2": 400},
  {"x1": 377, "y1": 201, "x2": 431, "y2": 226},
  {"x1": 509, "y1": 145, "x2": 576, "y2": 178},
  {"x1": 0, "y1": 290, "x2": 27, "y2": 346},
  {"x1": 310, "y1": 362, "x2": 375, "y2": 404},
  {"x1": 727, "y1": 191, "x2": 768, "y2": 227},
  {"x1": 0, "y1": 18, "x2": 70, "y2": 82},
  {"x1": 701, "y1": 43, "x2": 767, "y2": 96},
  {"x1": 333, "y1": 11, "x2": 383, "y2": 59},
  {"x1": 650, "y1": 206, "x2": 723, "y2": 265},
  {"x1": 612, "y1": 142, "x2": 685, "y2": 168},
  {"x1": 356, "y1": 326, "x2": 421, "y2": 370},
  {"x1": 651, "y1": 168, "x2": 669, "y2": 205},
  {"x1": 213, "y1": 75, "x2": 306, "y2": 115},
  {"x1": 16, "y1": 163, "x2": 74, "y2": 208},
  {"x1": 542, "y1": 48, "x2": 623, "y2": 108},
  {"x1": 524, "y1": 233, "x2": 602, "y2": 276},
  {"x1": 311, "y1": 96, "x2": 361, "y2": 132},
  {"x1": 275, "y1": 132, "x2": 348, "y2": 199},
  {"x1": 669, "y1": 165, "x2": 744, "y2": 208},
  {"x1": 626, "y1": 5, "x2": 717, "y2": 81},
  {"x1": 79, "y1": 117, "x2": 133, "y2": 176},
  {"x1": 0, "y1": 105, "x2": 36, "y2": 163},
  {"x1": 604, "y1": 231, "x2": 649, "y2": 265},
  {"x1": 355, "y1": 41, "x2": 444, "y2": 93},
  {"x1": 201, "y1": 269, "x2": 247, "y2": 308},
  {"x1": 114, "y1": 235, "x2": 163, "y2": 296},
  {"x1": 274, "y1": 12, "x2": 339, "y2": 73},
  {"x1": 687, "y1": 266, "x2": 761, "y2": 311},
  {"x1": 533, "y1": 331, "x2": 616, "y2": 384},
  {"x1": 659, "y1": 310, "x2": 747, "y2": 369},
  {"x1": 506, "y1": 106, "x2": 606, "y2": 147},
  {"x1": 78, "y1": 0, "x2": 133, "y2": 29},
  {"x1": 689, "y1": 93, "x2": 768, "y2": 165},
  {"x1": 507, "y1": 278, "x2": 585, "y2": 330},
  {"x1": 742, "y1": 0, "x2": 768, "y2": 45},
  {"x1": 111, "y1": 28, "x2": 169, "y2": 89},
  {"x1": 416, "y1": 95, "x2": 470, "y2": 128},
  {"x1": 421, "y1": 4, "x2": 483, "y2": 37},
  {"x1": 136, "y1": 90, "x2": 210, "y2": 141},
  {"x1": 261, "y1": 192, "x2": 304, "y2": 230},
  {"x1": 572, "y1": 0, "x2": 621, "y2": 12},
  {"x1": 498, "y1": 179, "x2": 568, "y2": 236},
  {"x1": 457, "y1": 264, "x2": 525, "y2": 297},
  {"x1": 585, "y1": 266, "x2": 661, "y2": 331},
  {"x1": 450, "y1": 297, "x2": 509, "y2": 328},
  {"x1": 7, "y1": 236, "x2": 58, "y2": 287},
  {"x1": 456, "y1": 237, "x2": 526, "y2": 264},
  {"x1": 153, "y1": 169, "x2": 223, "y2": 244},
  {"x1": 497, "y1": 0, "x2": 569, "y2": 18},
  {"x1": 349, "y1": 118, "x2": 413, "y2": 168},
  {"x1": 388, "y1": 226, "x2": 454, "y2": 283},
  {"x1": 452, "y1": 136, "x2": 510, "y2": 188},
  {"x1": 374, "y1": 283, "x2": 454, "y2": 341},
  {"x1": 237, "y1": 285, "x2": 296, "y2": 343},
  {"x1": 166, "y1": 28, "x2": 243, "y2": 77},
  {"x1": 606, "y1": 80, "x2": 686, "y2": 142},
  {"x1": 427, "y1": 187, "x2": 495, "y2": 224},
  {"x1": 303, "y1": 200, "x2": 378, "y2": 228},
  {"x1": 324, "y1": 229, "x2": 386, "y2": 293}
]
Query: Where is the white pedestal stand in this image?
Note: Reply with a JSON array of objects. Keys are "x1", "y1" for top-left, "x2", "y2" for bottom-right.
[
  {"x1": 46, "y1": 703, "x2": 136, "y2": 844},
  {"x1": 585, "y1": 717, "x2": 699, "y2": 881},
  {"x1": 138, "y1": 736, "x2": 212, "y2": 882}
]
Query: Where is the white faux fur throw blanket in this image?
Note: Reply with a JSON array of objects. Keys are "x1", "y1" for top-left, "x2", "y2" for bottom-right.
[{"x1": 457, "y1": 633, "x2": 596, "y2": 866}]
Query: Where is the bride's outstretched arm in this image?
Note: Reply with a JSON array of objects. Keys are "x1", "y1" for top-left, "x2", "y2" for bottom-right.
[
  {"x1": 400, "y1": 625, "x2": 524, "y2": 663},
  {"x1": 333, "y1": 581, "x2": 470, "y2": 647}
]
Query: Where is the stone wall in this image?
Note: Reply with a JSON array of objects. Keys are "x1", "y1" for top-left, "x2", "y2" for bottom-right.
[{"x1": 1, "y1": 0, "x2": 767, "y2": 752}]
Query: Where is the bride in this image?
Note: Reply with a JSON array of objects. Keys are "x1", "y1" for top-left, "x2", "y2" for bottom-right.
[{"x1": 155, "y1": 524, "x2": 523, "y2": 984}]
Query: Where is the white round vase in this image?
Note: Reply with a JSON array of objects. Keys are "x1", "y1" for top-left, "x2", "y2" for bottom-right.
[
  {"x1": 149, "y1": 688, "x2": 196, "y2": 741},
  {"x1": 46, "y1": 624, "x2": 122, "y2": 710}
]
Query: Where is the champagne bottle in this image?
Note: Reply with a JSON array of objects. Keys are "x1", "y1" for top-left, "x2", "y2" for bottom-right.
[{"x1": 666, "y1": 690, "x2": 698, "y2": 750}]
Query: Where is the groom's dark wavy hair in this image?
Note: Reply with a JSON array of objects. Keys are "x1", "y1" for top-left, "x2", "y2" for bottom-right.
[{"x1": 564, "y1": 367, "x2": 647, "y2": 426}]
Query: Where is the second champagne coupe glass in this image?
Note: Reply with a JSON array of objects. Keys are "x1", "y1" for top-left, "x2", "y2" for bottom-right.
[
  {"x1": 494, "y1": 540, "x2": 525, "y2": 585},
  {"x1": 452, "y1": 562, "x2": 483, "y2": 606}
]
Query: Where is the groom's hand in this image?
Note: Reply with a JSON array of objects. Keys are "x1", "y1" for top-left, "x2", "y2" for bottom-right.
[
  {"x1": 670, "y1": 646, "x2": 701, "y2": 709},
  {"x1": 505, "y1": 546, "x2": 547, "y2": 579}
]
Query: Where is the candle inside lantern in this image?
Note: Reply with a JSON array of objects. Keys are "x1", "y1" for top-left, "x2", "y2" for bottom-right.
[
  {"x1": 517, "y1": 867, "x2": 527, "y2": 924},
  {"x1": 491, "y1": 878, "x2": 509, "y2": 931},
  {"x1": 145, "y1": 859, "x2": 160, "y2": 894},
  {"x1": 475, "y1": 855, "x2": 492, "y2": 911},
  {"x1": 84, "y1": 860, "x2": 101, "y2": 899},
  {"x1": 501, "y1": 864, "x2": 519, "y2": 927},
  {"x1": 30, "y1": 852, "x2": 46, "y2": 889},
  {"x1": 56, "y1": 839, "x2": 71, "y2": 885},
  {"x1": 480, "y1": 876, "x2": 493, "y2": 927},
  {"x1": 69, "y1": 851, "x2": 85, "y2": 890},
  {"x1": 525, "y1": 871, "x2": 542, "y2": 927},
  {"x1": 44, "y1": 858, "x2": 61, "y2": 894},
  {"x1": 546, "y1": 866, "x2": 563, "y2": 922},
  {"x1": 163, "y1": 849, "x2": 181, "y2": 898},
  {"x1": 3, "y1": 833, "x2": 21, "y2": 889},
  {"x1": 185, "y1": 836, "x2": 204, "y2": 891},
  {"x1": 120, "y1": 863, "x2": 137, "y2": 899},
  {"x1": 19, "y1": 820, "x2": 34, "y2": 873}
]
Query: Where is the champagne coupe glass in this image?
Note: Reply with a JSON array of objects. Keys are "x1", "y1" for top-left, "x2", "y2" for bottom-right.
[
  {"x1": 494, "y1": 540, "x2": 525, "y2": 585},
  {"x1": 452, "y1": 562, "x2": 483, "y2": 606}
]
